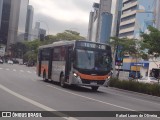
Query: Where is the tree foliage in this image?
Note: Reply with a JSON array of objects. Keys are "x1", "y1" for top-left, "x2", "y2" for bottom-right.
[
  {"x1": 110, "y1": 37, "x2": 138, "y2": 78},
  {"x1": 9, "y1": 42, "x2": 27, "y2": 58},
  {"x1": 9, "y1": 30, "x2": 86, "y2": 63},
  {"x1": 140, "y1": 26, "x2": 160, "y2": 58},
  {"x1": 110, "y1": 37, "x2": 137, "y2": 57},
  {"x1": 56, "y1": 30, "x2": 85, "y2": 41}
]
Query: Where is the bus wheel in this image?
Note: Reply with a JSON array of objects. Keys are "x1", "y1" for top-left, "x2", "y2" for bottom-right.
[
  {"x1": 91, "y1": 86, "x2": 99, "y2": 91},
  {"x1": 60, "y1": 75, "x2": 66, "y2": 88},
  {"x1": 43, "y1": 71, "x2": 48, "y2": 82}
]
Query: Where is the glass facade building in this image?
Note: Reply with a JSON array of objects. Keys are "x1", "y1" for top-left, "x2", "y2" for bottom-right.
[
  {"x1": 0, "y1": 0, "x2": 11, "y2": 45},
  {"x1": 0, "y1": 0, "x2": 29, "y2": 49},
  {"x1": 25, "y1": 5, "x2": 34, "y2": 41},
  {"x1": 119, "y1": 0, "x2": 156, "y2": 39},
  {"x1": 88, "y1": 0, "x2": 112, "y2": 43}
]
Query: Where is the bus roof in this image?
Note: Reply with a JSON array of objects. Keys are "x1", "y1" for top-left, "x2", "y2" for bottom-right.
[{"x1": 38, "y1": 40, "x2": 110, "y2": 49}]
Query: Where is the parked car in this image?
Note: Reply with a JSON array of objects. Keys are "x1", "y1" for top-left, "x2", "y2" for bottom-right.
[
  {"x1": 26, "y1": 61, "x2": 34, "y2": 67},
  {"x1": 19, "y1": 61, "x2": 24, "y2": 65},
  {"x1": 0, "y1": 59, "x2": 3, "y2": 64},
  {"x1": 13, "y1": 59, "x2": 19, "y2": 64},
  {"x1": 8, "y1": 60, "x2": 13, "y2": 65},
  {"x1": 138, "y1": 77, "x2": 159, "y2": 84}
]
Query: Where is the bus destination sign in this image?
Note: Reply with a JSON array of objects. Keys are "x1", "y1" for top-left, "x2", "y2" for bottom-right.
[{"x1": 77, "y1": 42, "x2": 106, "y2": 50}]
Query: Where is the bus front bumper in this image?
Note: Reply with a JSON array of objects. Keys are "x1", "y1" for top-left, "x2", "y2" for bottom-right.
[{"x1": 71, "y1": 74, "x2": 110, "y2": 87}]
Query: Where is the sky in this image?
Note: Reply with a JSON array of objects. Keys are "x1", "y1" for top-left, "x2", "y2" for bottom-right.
[{"x1": 29, "y1": 0, "x2": 116, "y2": 37}]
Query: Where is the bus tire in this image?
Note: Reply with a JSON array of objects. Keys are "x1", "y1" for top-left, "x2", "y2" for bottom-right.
[
  {"x1": 43, "y1": 71, "x2": 48, "y2": 82},
  {"x1": 60, "y1": 75, "x2": 66, "y2": 88},
  {"x1": 91, "y1": 86, "x2": 99, "y2": 91}
]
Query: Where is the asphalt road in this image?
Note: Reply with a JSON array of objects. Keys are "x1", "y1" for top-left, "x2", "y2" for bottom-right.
[{"x1": 0, "y1": 63, "x2": 160, "y2": 120}]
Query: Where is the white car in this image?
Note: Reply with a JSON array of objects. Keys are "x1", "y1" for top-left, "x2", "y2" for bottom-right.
[
  {"x1": 138, "y1": 77, "x2": 159, "y2": 84},
  {"x1": 0, "y1": 59, "x2": 3, "y2": 64},
  {"x1": 8, "y1": 60, "x2": 13, "y2": 65}
]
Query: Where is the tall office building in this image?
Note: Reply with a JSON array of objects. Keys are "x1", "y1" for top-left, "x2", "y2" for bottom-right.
[
  {"x1": 155, "y1": 0, "x2": 160, "y2": 30},
  {"x1": 0, "y1": 0, "x2": 3, "y2": 29},
  {"x1": 0, "y1": 0, "x2": 29, "y2": 50},
  {"x1": 111, "y1": 0, "x2": 123, "y2": 37},
  {"x1": 31, "y1": 22, "x2": 40, "y2": 40},
  {"x1": 25, "y1": 5, "x2": 34, "y2": 41},
  {"x1": 118, "y1": 0, "x2": 160, "y2": 79},
  {"x1": 39, "y1": 28, "x2": 46, "y2": 41},
  {"x1": 87, "y1": 3, "x2": 99, "y2": 41},
  {"x1": 97, "y1": 0, "x2": 112, "y2": 43},
  {"x1": 0, "y1": 0, "x2": 11, "y2": 46},
  {"x1": 119, "y1": 0, "x2": 156, "y2": 39},
  {"x1": 87, "y1": 11, "x2": 94, "y2": 41},
  {"x1": 87, "y1": 0, "x2": 112, "y2": 43}
]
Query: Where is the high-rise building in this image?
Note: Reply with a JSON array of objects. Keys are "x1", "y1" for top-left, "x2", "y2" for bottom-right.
[
  {"x1": 87, "y1": 0, "x2": 112, "y2": 43},
  {"x1": 87, "y1": 11, "x2": 94, "y2": 41},
  {"x1": 118, "y1": 0, "x2": 160, "y2": 79},
  {"x1": 111, "y1": 0, "x2": 123, "y2": 37},
  {"x1": 39, "y1": 28, "x2": 46, "y2": 41},
  {"x1": 119, "y1": 0, "x2": 156, "y2": 39},
  {"x1": 31, "y1": 22, "x2": 40, "y2": 40},
  {"x1": 0, "y1": 0, "x2": 29, "y2": 50},
  {"x1": 31, "y1": 22, "x2": 46, "y2": 41},
  {"x1": 0, "y1": 0, "x2": 3, "y2": 29},
  {"x1": 87, "y1": 3, "x2": 99, "y2": 41},
  {"x1": 155, "y1": 0, "x2": 160, "y2": 30},
  {"x1": 25, "y1": 5, "x2": 34, "y2": 41},
  {"x1": 0, "y1": 0, "x2": 11, "y2": 46}
]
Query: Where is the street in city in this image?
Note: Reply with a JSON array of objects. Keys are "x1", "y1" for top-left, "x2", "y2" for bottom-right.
[{"x1": 0, "y1": 64, "x2": 160, "y2": 120}]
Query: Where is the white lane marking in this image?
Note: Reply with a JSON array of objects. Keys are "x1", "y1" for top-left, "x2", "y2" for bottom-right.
[
  {"x1": 6, "y1": 68, "x2": 10, "y2": 71},
  {"x1": 31, "y1": 79, "x2": 36, "y2": 82},
  {"x1": 20, "y1": 70, "x2": 24, "y2": 72},
  {"x1": 27, "y1": 71, "x2": 31, "y2": 73},
  {"x1": 0, "y1": 68, "x2": 3, "y2": 70},
  {"x1": 13, "y1": 69, "x2": 16, "y2": 72},
  {"x1": 0, "y1": 84, "x2": 78, "y2": 120},
  {"x1": 47, "y1": 85, "x2": 135, "y2": 111},
  {"x1": 101, "y1": 87, "x2": 160, "y2": 106}
]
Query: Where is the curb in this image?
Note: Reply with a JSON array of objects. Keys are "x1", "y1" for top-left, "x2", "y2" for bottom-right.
[{"x1": 109, "y1": 87, "x2": 160, "y2": 99}]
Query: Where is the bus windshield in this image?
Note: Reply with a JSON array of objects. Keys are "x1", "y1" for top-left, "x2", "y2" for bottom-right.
[{"x1": 76, "y1": 49, "x2": 112, "y2": 71}]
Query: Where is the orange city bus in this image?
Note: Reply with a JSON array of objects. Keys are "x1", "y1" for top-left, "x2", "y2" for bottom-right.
[{"x1": 37, "y1": 40, "x2": 112, "y2": 91}]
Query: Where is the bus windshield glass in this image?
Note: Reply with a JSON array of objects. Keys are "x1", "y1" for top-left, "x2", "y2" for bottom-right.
[{"x1": 76, "y1": 49, "x2": 112, "y2": 71}]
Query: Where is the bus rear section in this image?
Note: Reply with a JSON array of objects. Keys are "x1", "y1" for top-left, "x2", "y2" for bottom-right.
[{"x1": 37, "y1": 48, "x2": 51, "y2": 81}]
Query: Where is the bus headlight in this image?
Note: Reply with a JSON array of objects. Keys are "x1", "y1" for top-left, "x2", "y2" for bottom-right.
[
  {"x1": 74, "y1": 73, "x2": 81, "y2": 80},
  {"x1": 74, "y1": 73, "x2": 78, "y2": 77},
  {"x1": 108, "y1": 76, "x2": 111, "y2": 79}
]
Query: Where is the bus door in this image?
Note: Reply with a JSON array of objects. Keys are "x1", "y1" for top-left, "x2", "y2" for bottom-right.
[
  {"x1": 65, "y1": 46, "x2": 73, "y2": 81},
  {"x1": 48, "y1": 48, "x2": 52, "y2": 79},
  {"x1": 38, "y1": 50, "x2": 42, "y2": 76}
]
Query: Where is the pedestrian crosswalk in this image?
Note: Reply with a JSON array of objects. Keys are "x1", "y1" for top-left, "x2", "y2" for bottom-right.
[{"x1": 0, "y1": 67, "x2": 36, "y2": 74}]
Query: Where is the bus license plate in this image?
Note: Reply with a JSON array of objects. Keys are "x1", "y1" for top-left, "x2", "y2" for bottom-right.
[{"x1": 90, "y1": 82, "x2": 97, "y2": 85}]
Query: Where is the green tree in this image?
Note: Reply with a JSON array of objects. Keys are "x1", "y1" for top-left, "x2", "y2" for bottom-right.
[
  {"x1": 9, "y1": 42, "x2": 27, "y2": 58},
  {"x1": 140, "y1": 26, "x2": 160, "y2": 58},
  {"x1": 56, "y1": 30, "x2": 86, "y2": 41},
  {"x1": 110, "y1": 37, "x2": 137, "y2": 78},
  {"x1": 23, "y1": 51, "x2": 37, "y2": 63},
  {"x1": 43, "y1": 30, "x2": 86, "y2": 44},
  {"x1": 9, "y1": 30, "x2": 86, "y2": 63},
  {"x1": 23, "y1": 40, "x2": 41, "y2": 62}
]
